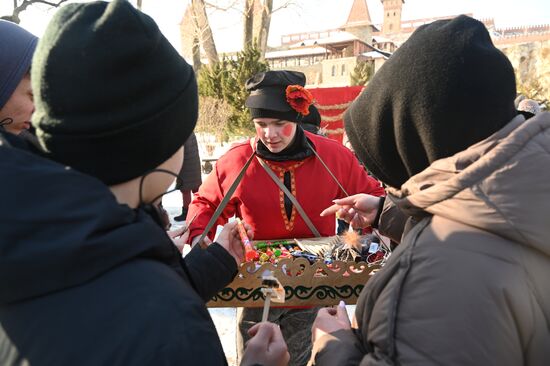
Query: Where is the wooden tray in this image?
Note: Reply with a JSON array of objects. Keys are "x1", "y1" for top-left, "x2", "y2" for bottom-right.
[{"x1": 207, "y1": 257, "x2": 381, "y2": 307}]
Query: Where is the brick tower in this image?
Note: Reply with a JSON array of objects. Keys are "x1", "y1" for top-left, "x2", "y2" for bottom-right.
[{"x1": 381, "y1": 0, "x2": 404, "y2": 34}]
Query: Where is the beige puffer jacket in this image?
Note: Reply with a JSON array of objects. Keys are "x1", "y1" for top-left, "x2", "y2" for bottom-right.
[{"x1": 311, "y1": 113, "x2": 550, "y2": 365}]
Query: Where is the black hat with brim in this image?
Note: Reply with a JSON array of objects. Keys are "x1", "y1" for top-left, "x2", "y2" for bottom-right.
[
  {"x1": 245, "y1": 86, "x2": 292, "y2": 111},
  {"x1": 245, "y1": 70, "x2": 306, "y2": 122}
]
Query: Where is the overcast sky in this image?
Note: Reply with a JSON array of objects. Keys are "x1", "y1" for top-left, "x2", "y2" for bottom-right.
[{"x1": 3, "y1": 0, "x2": 550, "y2": 53}]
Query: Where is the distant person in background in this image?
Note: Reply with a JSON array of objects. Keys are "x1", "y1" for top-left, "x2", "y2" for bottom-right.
[
  {"x1": 514, "y1": 94, "x2": 526, "y2": 108},
  {"x1": 0, "y1": 20, "x2": 37, "y2": 137},
  {"x1": 517, "y1": 98, "x2": 541, "y2": 120},
  {"x1": 341, "y1": 131, "x2": 351, "y2": 151},
  {"x1": 174, "y1": 132, "x2": 202, "y2": 221}
]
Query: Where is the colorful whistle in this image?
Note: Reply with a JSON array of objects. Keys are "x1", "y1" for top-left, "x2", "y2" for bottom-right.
[{"x1": 236, "y1": 218, "x2": 257, "y2": 262}]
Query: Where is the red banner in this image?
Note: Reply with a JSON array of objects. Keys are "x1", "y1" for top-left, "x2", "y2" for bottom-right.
[{"x1": 308, "y1": 86, "x2": 364, "y2": 143}]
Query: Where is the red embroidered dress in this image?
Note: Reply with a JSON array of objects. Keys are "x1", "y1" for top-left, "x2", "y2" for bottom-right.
[{"x1": 187, "y1": 132, "x2": 385, "y2": 242}]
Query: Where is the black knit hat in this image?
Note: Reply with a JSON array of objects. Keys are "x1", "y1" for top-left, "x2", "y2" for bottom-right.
[
  {"x1": 245, "y1": 70, "x2": 307, "y2": 122},
  {"x1": 31, "y1": 0, "x2": 197, "y2": 185},
  {"x1": 344, "y1": 15, "x2": 517, "y2": 188}
]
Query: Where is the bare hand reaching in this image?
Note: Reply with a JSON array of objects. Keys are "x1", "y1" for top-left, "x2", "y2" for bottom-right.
[
  {"x1": 167, "y1": 225, "x2": 190, "y2": 253},
  {"x1": 311, "y1": 301, "x2": 352, "y2": 343},
  {"x1": 215, "y1": 220, "x2": 254, "y2": 266},
  {"x1": 241, "y1": 322, "x2": 290, "y2": 366},
  {"x1": 320, "y1": 194, "x2": 383, "y2": 228}
]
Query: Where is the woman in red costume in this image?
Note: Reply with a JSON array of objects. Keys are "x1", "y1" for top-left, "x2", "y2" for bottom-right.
[{"x1": 187, "y1": 70, "x2": 384, "y2": 366}]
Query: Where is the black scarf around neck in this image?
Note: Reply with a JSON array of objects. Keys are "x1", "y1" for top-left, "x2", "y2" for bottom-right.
[{"x1": 255, "y1": 126, "x2": 314, "y2": 162}]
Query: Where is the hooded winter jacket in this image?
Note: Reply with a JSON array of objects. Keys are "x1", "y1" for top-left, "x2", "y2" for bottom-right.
[
  {"x1": 310, "y1": 114, "x2": 550, "y2": 365},
  {"x1": 0, "y1": 131, "x2": 236, "y2": 365}
]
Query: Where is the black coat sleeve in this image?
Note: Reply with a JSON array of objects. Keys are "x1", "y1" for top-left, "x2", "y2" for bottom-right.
[
  {"x1": 183, "y1": 243, "x2": 238, "y2": 302},
  {"x1": 149, "y1": 306, "x2": 229, "y2": 366}
]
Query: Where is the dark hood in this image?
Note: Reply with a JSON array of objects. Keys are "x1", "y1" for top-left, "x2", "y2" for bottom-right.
[
  {"x1": 0, "y1": 131, "x2": 178, "y2": 305},
  {"x1": 344, "y1": 15, "x2": 517, "y2": 189},
  {"x1": 389, "y1": 113, "x2": 550, "y2": 256}
]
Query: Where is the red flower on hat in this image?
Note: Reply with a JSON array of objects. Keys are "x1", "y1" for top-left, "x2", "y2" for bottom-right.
[{"x1": 285, "y1": 85, "x2": 313, "y2": 116}]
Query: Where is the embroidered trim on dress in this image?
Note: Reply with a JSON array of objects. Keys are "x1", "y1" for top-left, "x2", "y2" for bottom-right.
[{"x1": 266, "y1": 161, "x2": 306, "y2": 231}]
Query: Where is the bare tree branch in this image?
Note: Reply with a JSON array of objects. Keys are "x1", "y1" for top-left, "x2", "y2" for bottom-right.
[
  {"x1": 204, "y1": 0, "x2": 242, "y2": 13},
  {"x1": 272, "y1": 0, "x2": 295, "y2": 13},
  {"x1": 192, "y1": 0, "x2": 219, "y2": 65},
  {"x1": 242, "y1": 0, "x2": 254, "y2": 48},
  {"x1": 4, "y1": 0, "x2": 69, "y2": 24},
  {"x1": 253, "y1": 0, "x2": 272, "y2": 59},
  {"x1": 26, "y1": 0, "x2": 68, "y2": 6}
]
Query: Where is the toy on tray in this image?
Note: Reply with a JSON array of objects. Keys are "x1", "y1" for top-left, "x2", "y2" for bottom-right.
[
  {"x1": 260, "y1": 270, "x2": 285, "y2": 321},
  {"x1": 236, "y1": 218, "x2": 259, "y2": 262},
  {"x1": 234, "y1": 216, "x2": 390, "y2": 266},
  {"x1": 294, "y1": 233, "x2": 390, "y2": 265}
]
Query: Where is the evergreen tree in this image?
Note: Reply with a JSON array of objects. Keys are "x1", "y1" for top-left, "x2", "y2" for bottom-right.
[
  {"x1": 351, "y1": 60, "x2": 374, "y2": 86},
  {"x1": 198, "y1": 43, "x2": 269, "y2": 138},
  {"x1": 517, "y1": 77, "x2": 549, "y2": 106}
]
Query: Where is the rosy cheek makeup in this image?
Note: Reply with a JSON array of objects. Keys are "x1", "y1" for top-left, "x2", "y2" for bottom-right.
[{"x1": 282, "y1": 124, "x2": 293, "y2": 137}]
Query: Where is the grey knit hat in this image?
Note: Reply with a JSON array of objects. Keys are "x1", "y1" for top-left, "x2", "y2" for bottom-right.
[{"x1": 517, "y1": 99, "x2": 540, "y2": 115}]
